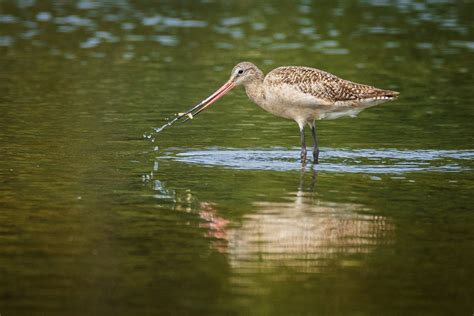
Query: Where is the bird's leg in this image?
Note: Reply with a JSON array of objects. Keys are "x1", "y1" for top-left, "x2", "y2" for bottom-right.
[
  {"x1": 299, "y1": 125, "x2": 307, "y2": 164},
  {"x1": 298, "y1": 164, "x2": 306, "y2": 192},
  {"x1": 310, "y1": 122, "x2": 319, "y2": 164},
  {"x1": 310, "y1": 166, "x2": 318, "y2": 191}
]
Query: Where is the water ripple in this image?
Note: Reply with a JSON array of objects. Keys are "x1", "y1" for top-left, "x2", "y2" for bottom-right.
[{"x1": 159, "y1": 148, "x2": 474, "y2": 173}]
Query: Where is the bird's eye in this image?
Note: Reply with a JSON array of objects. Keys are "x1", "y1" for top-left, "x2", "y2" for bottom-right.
[{"x1": 238, "y1": 69, "x2": 244, "y2": 74}]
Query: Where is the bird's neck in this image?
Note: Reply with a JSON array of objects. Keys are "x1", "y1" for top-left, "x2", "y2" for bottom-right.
[{"x1": 244, "y1": 74, "x2": 266, "y2": 107}]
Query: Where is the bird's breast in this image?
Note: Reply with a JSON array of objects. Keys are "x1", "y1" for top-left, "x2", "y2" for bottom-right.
[{"x1": 254, "y1": 84, "x2": 329, "y2": 122}]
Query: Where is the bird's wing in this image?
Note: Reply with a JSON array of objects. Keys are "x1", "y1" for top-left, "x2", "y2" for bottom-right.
[
  {"x1": 265, "y1": 66, "x2": 398, "y2": 105},
  {"x1": 321, "y1": 78, "x2": 398, "y2": 102}
]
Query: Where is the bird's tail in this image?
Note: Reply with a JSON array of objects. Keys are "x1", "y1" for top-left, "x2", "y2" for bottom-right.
[{"x1": 380, "y1": 89, "x2": 400, "y2": 99}]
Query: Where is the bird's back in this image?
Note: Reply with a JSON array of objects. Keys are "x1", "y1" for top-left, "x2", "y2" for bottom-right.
[{"x1": 264, "y1": 66, "x2": 399, "y2": 106}]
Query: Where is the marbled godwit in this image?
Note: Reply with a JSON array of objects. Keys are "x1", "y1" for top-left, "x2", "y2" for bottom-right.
[{"x1": 161, "y1": 62, "x2": 399, "y2": 163}]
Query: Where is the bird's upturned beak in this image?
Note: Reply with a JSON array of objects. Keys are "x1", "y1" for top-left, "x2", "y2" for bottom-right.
[{"x1": 178, "y1": 80, "x2": 235, "y2": 120}]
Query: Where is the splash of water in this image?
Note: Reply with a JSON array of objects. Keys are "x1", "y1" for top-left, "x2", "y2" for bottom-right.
[
  {"x1": 153, "y1": 115, "x2": 180, "y2": 133},
  {"x1": 143, "y1": 115, "x2": 180, "y2": 143}
]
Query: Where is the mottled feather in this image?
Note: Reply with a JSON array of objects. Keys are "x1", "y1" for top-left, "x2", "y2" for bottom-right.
[{"x1": 265, "y1": 66, "x2": 399, "y2": 103}]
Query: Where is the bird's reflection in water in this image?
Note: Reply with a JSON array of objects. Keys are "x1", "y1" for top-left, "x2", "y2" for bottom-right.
[
  {"x1": 198, "y1": 202, "x2": 230, "y2": 253},
  {"x1": 196, "y1": 166, "x2": 393, "y2": 273},
  {"x1": 147, "y1": 162, "x2": 393, "y2": 272}
]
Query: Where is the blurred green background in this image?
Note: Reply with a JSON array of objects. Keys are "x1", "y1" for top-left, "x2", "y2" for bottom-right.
[{"x1": 0, "y1": 1, "x2": 473, "y2": 315}]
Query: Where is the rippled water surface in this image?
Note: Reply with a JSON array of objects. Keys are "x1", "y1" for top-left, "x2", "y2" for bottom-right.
[
  {"x1": 1, "y1": 1, "x2": 473, "y2": 315},
  {"x1": 162, "y1": 147, "x2": 474, "y2": 172}
]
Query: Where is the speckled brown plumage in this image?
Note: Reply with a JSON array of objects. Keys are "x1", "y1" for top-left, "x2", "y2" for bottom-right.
[
  {"x1": 179, "y1": 61, "x2": 399, "y2": 163},
  {"x1": 227, "y1": 62, "x2": 400, "y2": 163},
  {"x1": 265, "y1": 66, "x2": 399, "y2": 103}
]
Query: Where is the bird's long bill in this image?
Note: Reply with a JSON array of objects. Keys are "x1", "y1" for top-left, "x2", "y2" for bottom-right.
[
  {"x1": 184, "y1": 80, "x2": 235, "y2": 119},
  {"x1": 154, "y1": 80, "x2": 235, "y2": 134}
]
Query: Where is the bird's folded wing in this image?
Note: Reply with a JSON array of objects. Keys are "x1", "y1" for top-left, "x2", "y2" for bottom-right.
[{"x1": 265, "y1": 66, "x2": 398, "y2": 105}]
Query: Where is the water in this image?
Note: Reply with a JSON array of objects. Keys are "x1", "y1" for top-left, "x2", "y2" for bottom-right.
[
  {"x1": 162, "y1": 148, "x2": 474, "y2": 172},
  {"x1": 1, "y1": 1, "x2": 473, "y2": 315}
]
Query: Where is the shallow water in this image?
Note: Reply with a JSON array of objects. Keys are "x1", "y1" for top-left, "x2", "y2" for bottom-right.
[
  {"x1": 162, "y1": 147, "x2": 474, "y2": 172},
  {"x1": 1, "y1": 0, "x2": 474, "y2": 315}
]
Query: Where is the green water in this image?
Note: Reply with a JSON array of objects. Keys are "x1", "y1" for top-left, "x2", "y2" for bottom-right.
[{"x1": 1, "y1": 1, "x2": 473, "y2": 315}]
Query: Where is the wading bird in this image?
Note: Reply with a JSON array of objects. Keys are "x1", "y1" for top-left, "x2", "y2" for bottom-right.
[{"x1": 161, "y1": 62, "x2": 399, "y2": 163}]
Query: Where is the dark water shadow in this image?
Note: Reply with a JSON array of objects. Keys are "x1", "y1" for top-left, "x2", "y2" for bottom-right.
[{"x1": 159, "y1": 147, "x2": 474, "y2": 173}]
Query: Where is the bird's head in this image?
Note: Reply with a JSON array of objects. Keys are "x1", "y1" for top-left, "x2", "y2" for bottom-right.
[{"x1": 228, "y1": 61, "x2": 264, "y2": 86}]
